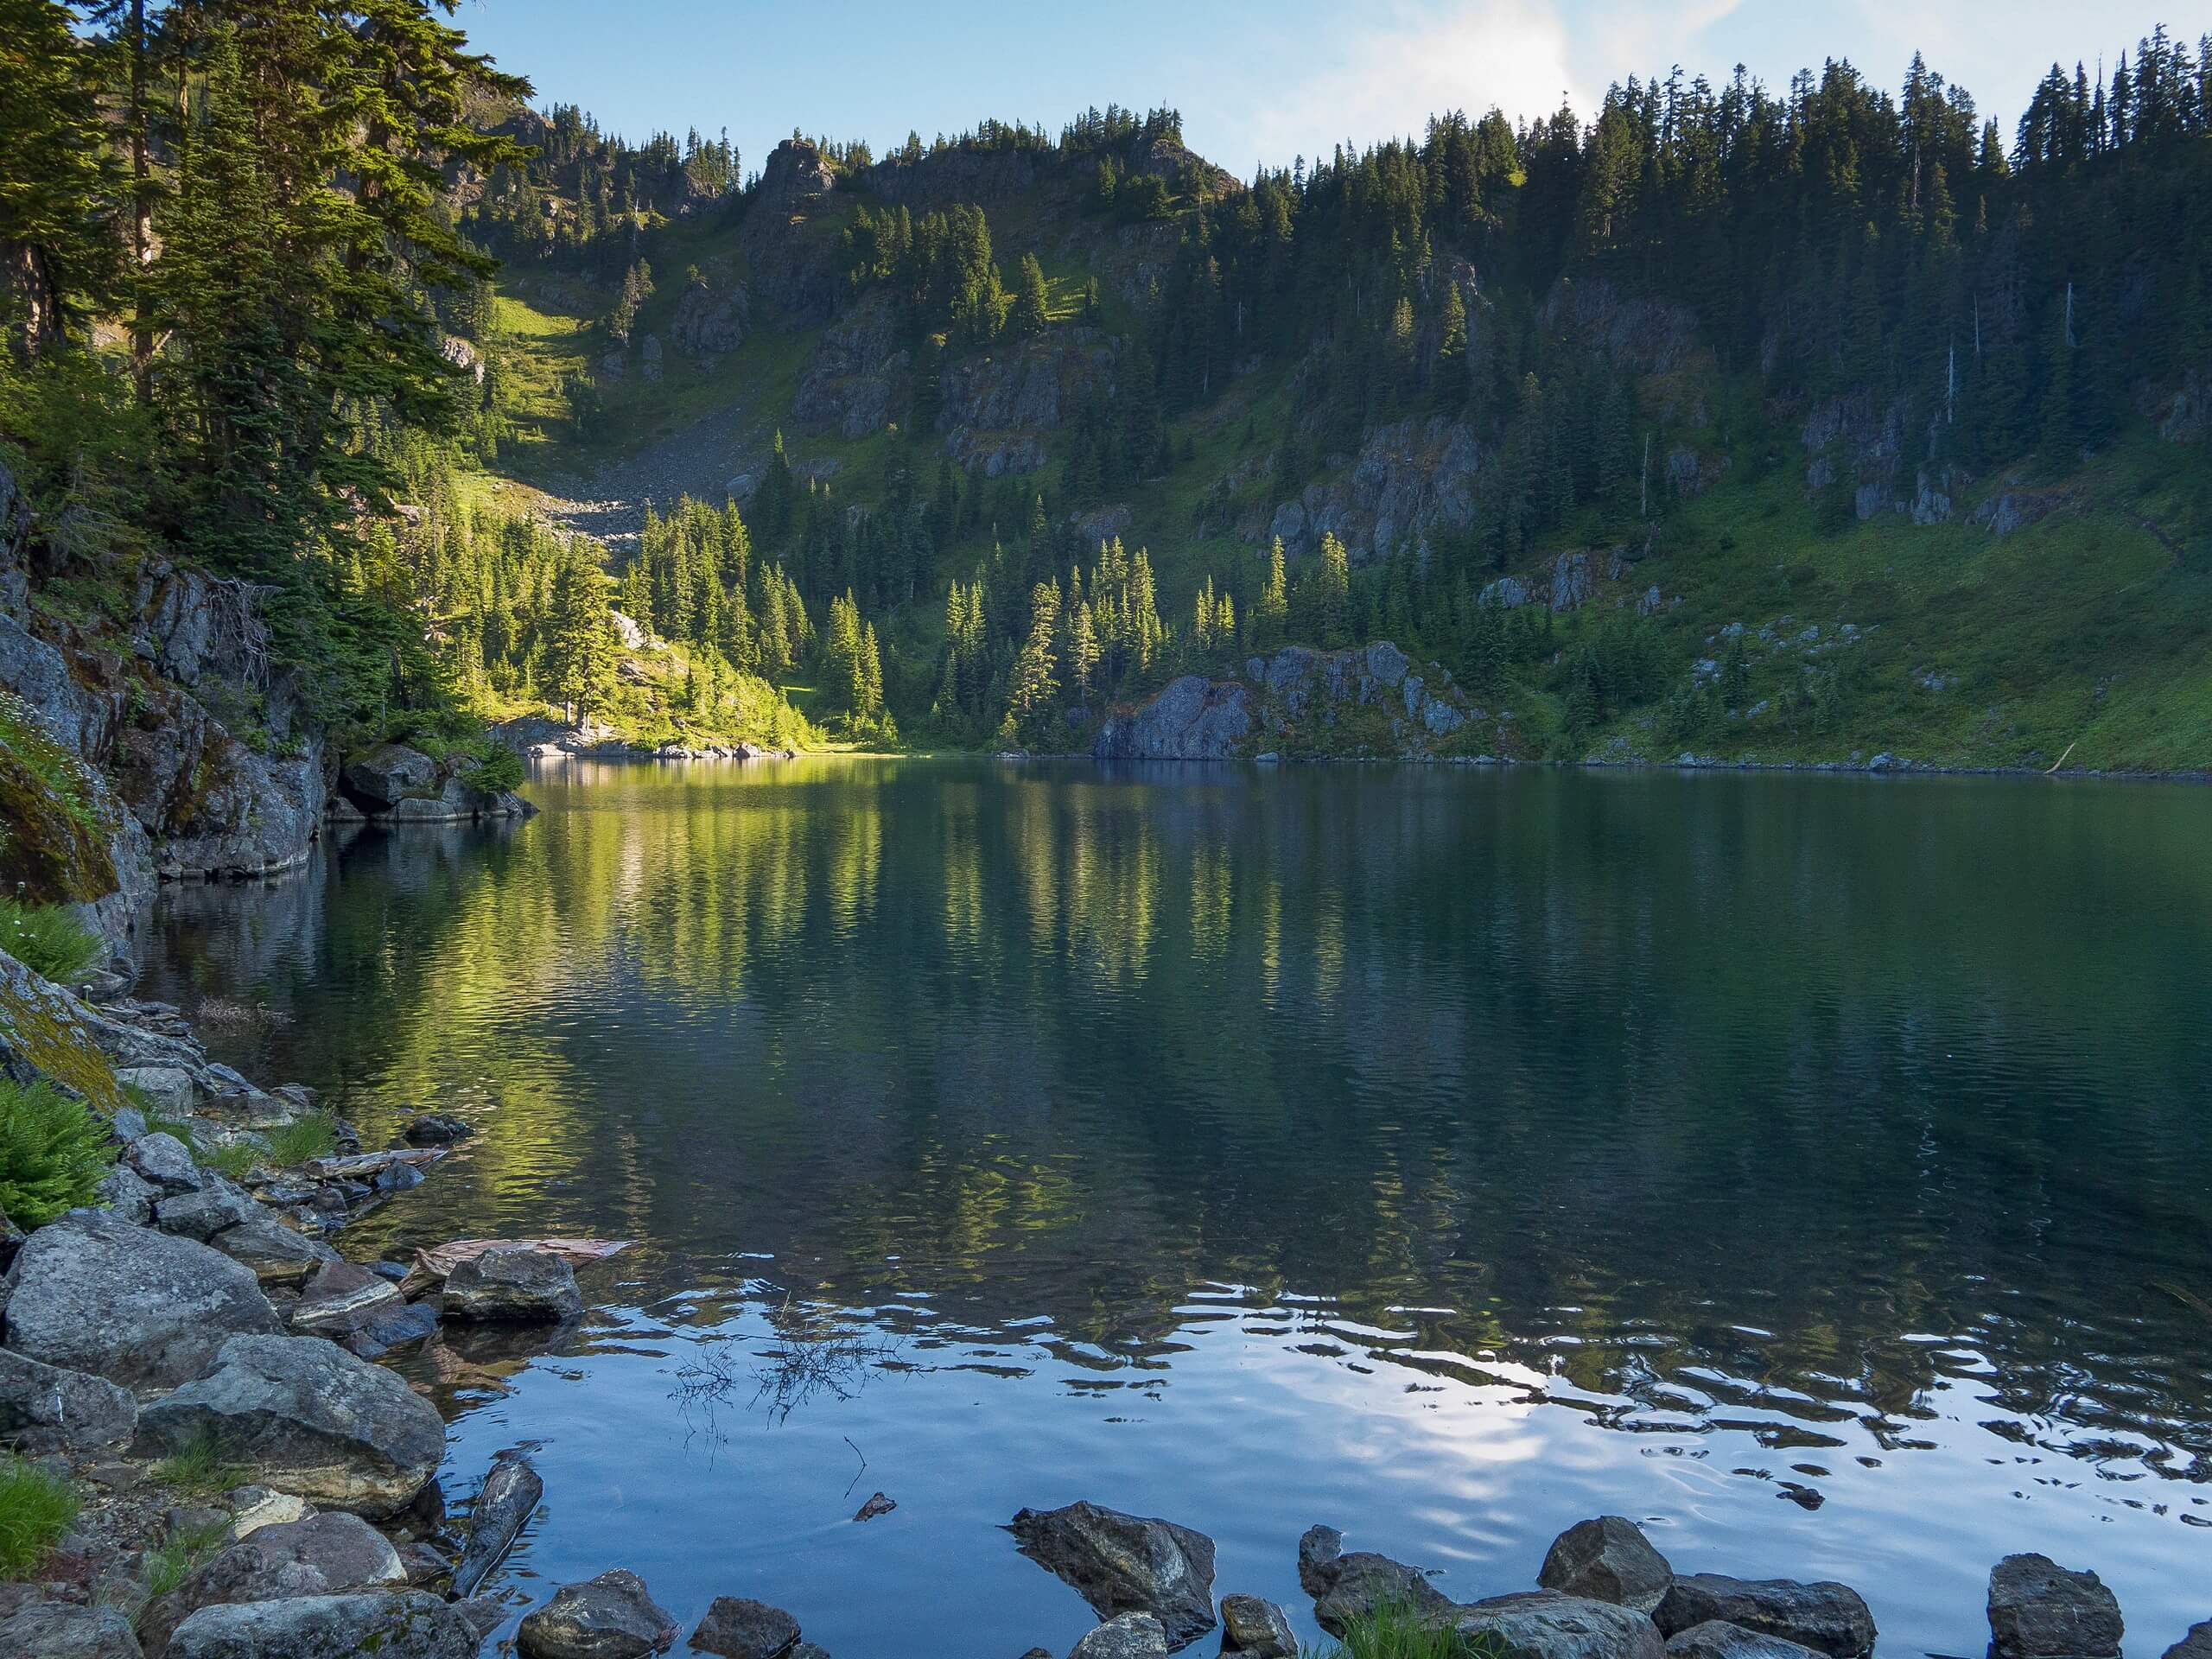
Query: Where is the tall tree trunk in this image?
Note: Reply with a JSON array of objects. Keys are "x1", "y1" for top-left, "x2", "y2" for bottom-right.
[{"x1": 129, "y1": 0, "x2": 152, "y2": 404}]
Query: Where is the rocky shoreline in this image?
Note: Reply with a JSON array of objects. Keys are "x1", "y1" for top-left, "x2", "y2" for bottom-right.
[{"x1": 3, "y1": 938, "x2": 2206, "y2": 1658}]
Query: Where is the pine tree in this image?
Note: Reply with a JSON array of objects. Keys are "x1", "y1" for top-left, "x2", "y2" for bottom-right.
[
  {"x1": 1003, "y1": 579, "x2": 1062, "y2": 742},
  {"x1": 1317, "y1": 531, "x2": 1351, "y2": 647},
  {"x1": 1015, "y1": 251, "x2": 1051, "y2": 334},
  {"x1": 0, "y1": 0, "x2": 121, "y2": 359},
  {"x1": 1255, "y1": 537, "x2": 1290, "y2": 650}
]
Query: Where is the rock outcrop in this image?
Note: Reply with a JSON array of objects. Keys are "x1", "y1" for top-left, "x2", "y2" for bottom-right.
[
  {"x1": 1540, "y1": 1517, "x2": 1675, "y2": 1615},
  {"x1": 1009, "y1": 1501, "x2": 1218, "y2": 1649},
  {"x1": 1986, "y1": 1555, "x2": 2123, "y2": 1659}
]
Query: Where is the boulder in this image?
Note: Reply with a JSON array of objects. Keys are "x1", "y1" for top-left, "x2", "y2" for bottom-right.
[
  {"x1": 1306, "y1": 1541, "x2": 1451, "y2": 1637},
  {"x1": 403, "y1": 1112, "x2": 470, "y2": 1146},
  {"x1": 1071, "y1": 1613, "x2": 1170, "y2": 1659},
  {"x1": 154, "y1": 1178, "x2": 260, "y2": 1243},
  {"x1": 1296, "y1": 1525, "x2": 1343, "y2": 1599},
  {"x1": 1540, "y1": 1517, "x2": 1675, "y2": 1615},
  {"x1": 95, "y1": 1162, "x2": 159, "y2": 1224},
  {"x1": 136, "y1": 1335, "x2": 443, "y2": 1517},
  {"x1": 224, "y1": 1485, "x2": 312, "y2": 1540},
  {"x1": 128, "y1": 1131, "x2": 203, "y2": 1193},
  {"x1": 165, "y1": 1591, "x2": 478, "y2": 1659},
  {"x1": 0, "y1": 1347, "x2": 137, "y2": 1452},
  {"x1": 1219, "y1": 1595, "x2": 1298, "y2": 1658},
  {"x1": 451, "y1": 1456, "x2": 543, "y2": 1598},
  {"x1": 442, "y1": 1245, "x2": 583, "y2": 1321},
  {"x1": 518, "y1": 1569, "x2": 677, "y2": 1659},
  {"x1": 688, "y1": 1596, "x2": 798, "y2": 1658},
  {"x1": 3, "y1": 1211, "x2": 280, "y2": 1389},
  {"x1": 340, "y1": 744, "x2": 440, "y2": 811},
  {"x1": 0, "y1": 1600, "x2": 143, "y2": 1657},
  {"x1": 1666, "y1": 1622, "x2": 1827, "y2": 1659},
  {"x1": 143, "y1": 1512, "x2": 407, "y2": 1653},
  {"x1": 115, "y1": 1065, "x2": 196, "y2": 1115},
  {"x1": 1656, "y1": 1576, "x2": 1876, "y2": 1659},
  {"x1": 343, "y1": 1300, "x2": 442, "y2": 1361},
  {"x1": 1008, "y1": 1501, "x2": 1217, "y2": 1648},
  {"x1": 1450, "y1": 1591, "x2": 1667, "y2": 1659},
  {"x1": 289, "y1": 1260, "x2": 404, "y2": 1339},
  {"x1": 207, "y1": 1217, "x2": 336, "y2": 1287},
  {"x1": 1986, "y1": 1555, "x2": 2122, "y2": 1659}
]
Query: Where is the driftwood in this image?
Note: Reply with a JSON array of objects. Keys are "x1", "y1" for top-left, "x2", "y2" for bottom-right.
[
  {"x1": 401, "y1": 1236, "x2": 632, "y2": 1300},
  {"x1": 306, "y1": 1147, "x2": 446, "y2": 1179}
]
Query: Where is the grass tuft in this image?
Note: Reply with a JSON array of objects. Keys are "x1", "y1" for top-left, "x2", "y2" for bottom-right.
[
  {"x1": 152, "y1": 1427, "x2": 246, "y2": 1501},
  {"x1": 0, "y1": 899, "x2": 105, "y2": 985},
  {"x1": 0, "y1": 1454, "x2": 79, "y2": 1578},
  {"x1": 1310, "y1": 1605, "x2": 1513, "y2": 1659},
  {"x1": 261, "y1": 1112, "x2": 339, "y2": 1169},
  {"x1": 0, "y1": 1077, "x2": 117, "y2": 1226}
]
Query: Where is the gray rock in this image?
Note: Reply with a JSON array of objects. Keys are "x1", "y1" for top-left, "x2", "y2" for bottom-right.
[
  {"x1": 1313, "y1": 1548, "x2": 1451, "y2": 1636},
  {"x1": 3, "y1": 1211, "x2": 280, "y2": 1389},
  {"x1": 518, "y1": 1569, "x2": 677, "y2": 1659},
  {"x1": 403, "y1": 1112, "x2": 470, "y2": 1146},
  {"x1": 289, "y1": 1260, "x2": 404, "y2": 1339},
  {"x1": 2162, "y1": 1625, "x2": 2212, "y2": 1659},
  {"x1": 340, "y1": 744, "x2": 439, "y2": 810},
  {"x1": 114, "y1": 1067, "x2": 195, "y2": 1116},
  {"x1": 1008, "y1": 1501, "x2": 1217, "y2": 1648},
  {"x1": 452, "y1": 1456, "x2": 543, "y2": 1599},
  {"x1": 1296, "y1": 1525, "x2": 1344, "y2": 1599},
  {"x1": 95, "y1": 1162, "x2": 160, "y2": 1224},
  {"x1": 1540, "y1": 1517, "x2": 1674, "y2": 1615},
  {"x1": 343, "y1": 1300, "x2": 442, "y2": 1361},
  {"x1": 224, "y1": 1485, "x2": 312, "y2": 1540},
  {"x1": 442, "y1": 1247, "x2": 583, "y2": 1322},
  {"x1": 1666, "y1": 1621, "x2": 1827, "y2": 1659},
  {"x1": 136, "y1": 1335, "x2": 444, "y2": 1517},
  {"x1": 165, "y1": 1591, "x2": 477, "y2": 1659},
  {"x1": 688, "y1": 1595, "x2": 798, "y2": 1658},
  {"x1": 455, "y1": 1598, "x2": 510, "y2": 1643},
  {"x1": 1219, "y1": 1595, "x2": 1298, "y2": 1658},
  {"x1": 1656, "y1": 1575, "x2": 1876, "y2": 1659},
  {"x1": 143, "y1": 1511, "x2": 409, "y2": 1653},
  {"x1": 207, "y1": 1217, "x2": 336, "y2": 1287},
  {"x1": 1070, "y1": 1613, "x2": 1169, "y2": 1659},
  {"x1": 1451, "y1": 1591, "x2": 1668, "y2": 1659},
  {"x1": 128, "y1": 1131, "x2": 203, "y2": 1193},
  {"x1": 0, "y1": 1600, "x2": 143, "y2": 1657},
  {"x1": 0, "y1": 1347, "x2": 137, "y2": 1452},
  {"x1": 1986, "y1": 1554, "x2": 2122, "y2": 1659},
  {"x1": 1095, "y1": 675, "x2": 1255, "y2": 761},
  {"x1": 397, "y1": 1541, "x2": 451, "y2": 1586},
  {"x1": 155, "y1": 1178, "x2": 260, "y2": 1243}
]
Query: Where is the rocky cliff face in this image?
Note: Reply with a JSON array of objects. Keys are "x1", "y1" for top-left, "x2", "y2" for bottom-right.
[{"x1": 1095, "y1": 642, "x2": 1516, "y2": 761}]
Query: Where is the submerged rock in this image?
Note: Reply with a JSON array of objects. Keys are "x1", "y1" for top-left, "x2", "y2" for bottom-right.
[
  {"x1": 452, "y1": 1456, "x2": 543, "y2": 1599},
  {"x1": 1008, "y1": 1501, "x2": 1217, "y2": 1648},
  {"x1": 1070, "y1": 1613, "x2": 1170, "y2": 1659},
  {"x1": 1450, "y1": 1591, "x2": 1666, "y2": 1659},
  {"x1": 1986, "y1": 1555, "x2": 2123, "y2": 1659},
  {"x1": 687, "y1": 1595, "x2": 799, "y2": 1658},
  {"x1": 3, "y1": 1211, "x2": 280, "y2": 1389},
  {"x1": 1296, "y1": 1525, "x2": 1344, "y2": 1599},
  {"x1": 164, "y1": 1590, "x2": 477, "y2": 1659},
  {"x1": 518, "y1": 1569, "x2": 677, "y2": 1659},
  {"x1": 1540, "y1": 1517, "x2": 1675, "y2": 1615},
  {"x1": 1665, "y1": 1622, "x2": 1827, "y2": 1659},
  {"x1": 136, "y1": 1335, "x2": 443, "y2": 1517},
  {"x1": 442, "y1": 1246, "x2": 583, "y2": 1322},
  {"x1": 403, "y1": 1112, "x2": 470, "y2": 1146},
  {"x1": 1656, "y1": 1575, "x2": 1876, "y2": 1659},
  {"x1": 1219, "y1": 1595, "x2": 1298, "y2": 1658}
]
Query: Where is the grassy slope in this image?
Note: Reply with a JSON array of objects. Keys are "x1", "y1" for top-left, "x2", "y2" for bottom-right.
[{"x1": 471, "y1": 188, "x2": 2212, "y2": 772}]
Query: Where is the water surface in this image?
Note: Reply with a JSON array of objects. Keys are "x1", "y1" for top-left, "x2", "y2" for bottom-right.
[{"x1": 137, "y1": 760, "x2": 2212, "y2": 1655}]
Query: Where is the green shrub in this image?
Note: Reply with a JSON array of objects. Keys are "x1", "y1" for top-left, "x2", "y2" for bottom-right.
[
  {"x1": 0, "y1": 899, "x2": 105, "y2": 984},
  {"x1": 460, "y1": 743, "x2": 524, "y2": 794},
  {"x1": 0, "y1": 1078, "x2": 116, "y2": 1226},
  {"x1": 0, "y1": 1454, "x2": 79, "y2": 1577},
  {"x1": 261, "y1": 1112, "x2": 338, "y2": 1168}
]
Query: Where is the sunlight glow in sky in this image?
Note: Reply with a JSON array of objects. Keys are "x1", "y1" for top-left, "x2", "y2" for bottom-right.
[{"x1": 453, "y1": 0, "x2": 2192, "y2": 174}]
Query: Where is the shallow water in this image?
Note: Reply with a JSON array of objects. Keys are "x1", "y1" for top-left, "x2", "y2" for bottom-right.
[{"x1": 137, "y1": 759, "x2": 2212, "y2": 1655}]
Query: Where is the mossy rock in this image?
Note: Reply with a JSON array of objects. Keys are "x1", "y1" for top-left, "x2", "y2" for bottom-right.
[
  {"x1": 0, "y1": 950, "x2": 123, "y2": 1112},
  {"x1": 0, "y1": 697, "x2": 117, "y2": 905}
]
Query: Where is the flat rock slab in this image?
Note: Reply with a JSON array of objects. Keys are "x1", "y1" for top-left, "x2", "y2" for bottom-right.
[
  {"x1": 1009, "y1": 1501, "x2": 1217, "y2": 1649},
  {"x1": 208, "y1": 1216, "x2": 336, "y2": 1287},
  {"x1": 1666, "y1": 1620, "x2": 1828, "y2": 1659},
  {"x1": 1220, "y1": 1594, "x2": 1298, "y2": 1658},
  {"x1": 289, "y1": 1260, "x2": 405, "y2": 1338},
  {"x1": 1071, "y1": 1613, "x2": 1170, "y2": 1659},
  {"x1": 165, "y1": 1589, "x2": 478, "y2": 1659},
  {"x1": 1452, "y1": 1590, "x2": 1667, "y2": 1659},
  {"x1": 1656, "y1": 1575, "x2": 1877, "y2": 1659},
  {"x1": 519, "y1": 1568, "x2": 678, "y2": 1659},
  {"x1": 4, "y1": 1211, "x2": 280, "y2": 1389},
  {"x1": 1541, "y1": 1517, "x2": 1675, "y2": 1614},
  {"x1": 688, "y1": 1595, "x2": 799, "y2": 1658},
  {"x1": 1987, "y1": 1554, "x2": 2123, "y2": 1659},
  {"x1": 442, "y1": 1246, "x2": 583, "y2": 1322},
  {"x1": 136, "y1": 1334, "x2": 443, "y2": 1517}
]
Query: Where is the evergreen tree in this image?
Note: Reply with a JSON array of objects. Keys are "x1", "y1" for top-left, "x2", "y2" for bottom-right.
[{"x1": 1015, "y1": 251, "x2": 1051, "y2": 334}]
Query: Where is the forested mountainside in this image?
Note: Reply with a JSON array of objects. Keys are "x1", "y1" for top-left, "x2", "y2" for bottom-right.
[{"x1": 2, "y1": 4, "x2": 2210, "y2": 821}]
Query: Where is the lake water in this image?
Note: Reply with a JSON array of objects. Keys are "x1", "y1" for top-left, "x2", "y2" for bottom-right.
[{"x1": 135, "y1": 759, "x2": 2212, "y2": 1656}]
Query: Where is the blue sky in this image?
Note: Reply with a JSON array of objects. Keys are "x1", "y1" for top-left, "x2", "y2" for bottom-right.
[{"x1": 452, "y1": 1, "x2": 2192, "y2": 174}]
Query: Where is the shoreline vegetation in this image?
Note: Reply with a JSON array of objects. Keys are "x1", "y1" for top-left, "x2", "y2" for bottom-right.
[{"x1": 0, "y1": 944, "x2": 2205, "y2": 1658}]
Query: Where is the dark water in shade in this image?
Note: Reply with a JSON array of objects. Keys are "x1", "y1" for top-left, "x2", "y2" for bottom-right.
[{"x1": 135, "y1": 759, "x2": 2212, "y2": 1656}]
